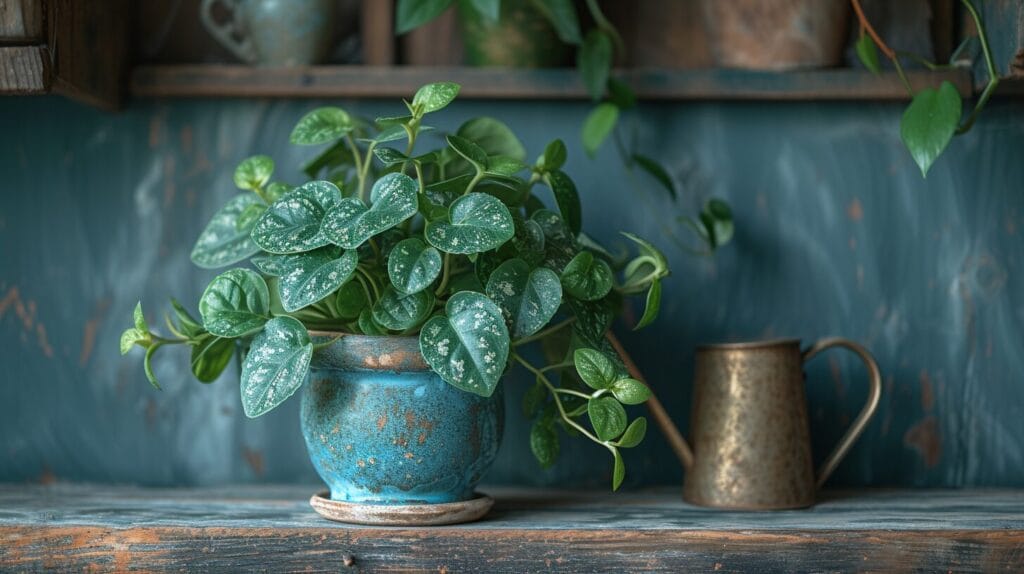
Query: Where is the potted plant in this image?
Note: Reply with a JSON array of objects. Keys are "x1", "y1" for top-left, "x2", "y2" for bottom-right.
[{"x1": 121, "y1": 82, "x2": 668, "y2": 524}]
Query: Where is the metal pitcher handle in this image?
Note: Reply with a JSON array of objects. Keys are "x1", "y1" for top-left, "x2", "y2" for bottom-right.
[
  {"x1": 802, "y1": 337, "x2": 882, "y2": 488},
  {"x1": 200, "y1": 0, "x2": 258, "y2": 64}
]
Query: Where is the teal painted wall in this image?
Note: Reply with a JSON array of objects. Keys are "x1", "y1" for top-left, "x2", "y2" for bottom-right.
[{"x1": 1, "y1": 95, "x2": 1022, "y2": 488}]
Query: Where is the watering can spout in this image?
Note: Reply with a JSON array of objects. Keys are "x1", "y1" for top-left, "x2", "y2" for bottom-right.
[{"x1": 605, "y1": 332, "x2": 694, "y2": 471}]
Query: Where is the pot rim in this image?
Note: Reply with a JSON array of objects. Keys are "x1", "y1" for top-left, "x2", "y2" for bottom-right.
[
  {"x1": 696, "y1": 338, "x2": 801, "y2": 351},
  {"x1": 308, "y1": 332, "x2": 430, "y2": 372}
]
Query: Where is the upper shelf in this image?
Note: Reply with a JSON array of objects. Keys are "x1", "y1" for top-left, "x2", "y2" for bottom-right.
[{"x1": 130, "y1": 65, "x2": 976, "y2": 101}]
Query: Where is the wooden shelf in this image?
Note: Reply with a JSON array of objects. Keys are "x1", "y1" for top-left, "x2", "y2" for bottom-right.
[
  {"x1": 2, "y1": 485, "x2": 1022, "y2": 571},
  {"x1": 130, "y1": 65, "x2": 974, "y2": 101}
]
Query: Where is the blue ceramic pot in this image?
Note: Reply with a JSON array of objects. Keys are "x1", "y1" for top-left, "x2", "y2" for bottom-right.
[{"x1": 300, "y1": 335, "x2": 504, "y2": 504}]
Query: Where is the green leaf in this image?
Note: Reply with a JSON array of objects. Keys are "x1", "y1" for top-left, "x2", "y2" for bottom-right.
[
  {"x1": 581, "y1": 103, "x2": 619, "y2": 157},
  {"x1": 513, "y1": 217, "x2": 546, "y2": 267},
  {"x1": 388, "y1": 238, "x2": 443, "y2": 294},
  {"x1": 466, "y1": 0, "x2": 499, "y2": 21},
  {"x1": 419, "y1": 291, "x2": 510, "y2": 396},
  {"x1": 607, "y1": 77, "x2": 636, "y2": 109},
  {"x1": 170, "y1": 298, "x2": 204, "y2": 338},
  {"x1": 199, "y1": 268, "x2": 271, "y2": 338},
  {"x1": 484, "y1": 258, "x2": 563, "y2": 339},
  {"x1": 233, "y1": 155, "x2": 274, "y2": 191},
  {"x1": 358, "y1": 308, "x2": 387, "y2": 335},
  {"x1": 446, "y1": 134, "x2": 489, "y2": 170},
  {"x1": 701, "y1": 199, "x2": 734, "y2": 249},
  {"x1": 632, "y1": 155, "x2": 676, "y2": 200},
  {"x1": 900, "y1": 81, "x2": 962, "y2": 177},
  {"x1": 251, "y1": 181, "x2": 341, "y2": 254},
  {"x1": 373, "y1": 146, "x2": 409, "y2": 166},
  {"x1": 264, "y1": 182, "x2": 292, "y2": 202},
  {"x1": 425, "y1": 192, "x2": 515, "y2": 254},
  {"x1": 614, "y1": 417, "x2": 647, "y2": 448},
  {"x1": 579, "y1": 30, "x2": 612, "y2": 101},
  {"x1": 568, "y1": 297, "x2": 616, "y2": 348},
  {"x1": 120, "y1": 327, "x2": 149, "y2": 355},
  {"x1": 855, "y1": 33, "x2": 881, "y2": 75},
  {"x1": 622, "y1": 232, "x2": 670, "y2": 289},
  {"x1": 611, "y1": 447, "x2": 625, "y2": 490},
  {"x1": 412, "y1": 81, "x2": 461, "y2": 113},
  {"x1": 190, "y1": 335, "x2": 235, "y2": 383},
  {"x1": 235, "y1": 203, "x2": 266, "y2": 231},
  {"x1": 486, "y1": 156, "x2": 527, "y2": 177},
  {"x1": 267, "y1": 247, "x2": 359, "y2": 312},
  {"x1": 522, "y1": 378, "x2": 546, "y2": 418},
  {"x1": 610, "y1": 378, "x2": 651, "y2": 405},
  {"x1": 322, "y1": 173, "x2": 419, "y2": 249},
  {"x1": 543, "y1": 170, "x2": 581, "y2": 234},
  {"x1": 633, "y1": 278, "x2": 661, "y2": 331},
  {"x1": 532, "y1": 210, "x2": 579, "y2": 272},
  {"x1": 335, "y1": 280, "x2": 368, "y2": 319},
  {"x1": 290, "y1": 107, "x2": 353, "y2": 145},
  {"x1": 530, "y1": 419, "x2": 560, "y2": 468},
  {"x1": 539, "y1": 139, "x2": 567, "y2": 172},
  {"x1": 191, "y1": 194, "x2": 265, "y2": 268},
  {"x1": 372, "y1": 287, "x2": 435, "y2": 331},
  {"x1": 561, "y1": 252, "x2": 613, "y2": 301},
  {"x1": 529, "y1": 0, "x2": 581, "y2": 44},
  {"x1": 144, "y1": 343, "x2": 163, "y2": 390},
  {"x1": 574, "y1": 348, "x2": 617, "y2": 390},
  {"x1": 133, "y1": 301, "x2": 148, "y2": 332},
  {"x1": 588, "y1": 396, "x2": 627, "y2": 441},
  {"x1": 457, "y1": 117, "x2": 526, "y2": 161},
  {"x1": 240, "y1": 316, "x2": 312, "y2": 418},
  {"x1": 302, "y1": 141, "x2": 354, "y2": 179}
]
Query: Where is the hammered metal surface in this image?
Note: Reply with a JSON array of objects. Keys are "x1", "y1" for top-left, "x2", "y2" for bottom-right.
[
  {"x1": 300, "y1": 335, "x2": 504, "y2": 505},
  {"x1": 684, "y1": 340, "x2": 815, "y2": 509}
]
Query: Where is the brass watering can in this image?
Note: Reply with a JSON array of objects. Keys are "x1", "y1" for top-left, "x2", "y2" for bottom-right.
[{"x1": 609, "y1": 335, "x2": 881, "y2": 510}]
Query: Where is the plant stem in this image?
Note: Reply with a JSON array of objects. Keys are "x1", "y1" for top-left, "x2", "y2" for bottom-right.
[
  {"x1": 434, "y1": 253, "x2": 452, "y2": 296},
  {"x1": 584, "y1": 0, "x2": 625, "y2": 54},
  {"x1": 554, "y1": 388, "x2": 592, "y2": 399},
  {"x1": 312, "y1": 334, "x2": 345, "y2": 351},
  {"x1": 540, "y1": 361, "x2": 574, "y2": 373},
  {"x1": 414, "y1": 161, "x2": 426, "y2": 195},
  {"x1": 512, "y1": 317, "x2": 577, "y2": 347},
  {"x1": 850, "y1": 0, "x2": 914, "y2": 95},
  {"x1": 358, "y1": 141, "x2": 377, "y2": 199},
  {"x1": 896, "y1": 51, "x2": 956, "y2": 71},
  {"x1": 346, "y1": 135, "x2": 367, "y2": 202},
  {"x1": 512, "y1": 353, "x2": 604, "y2": 444},
  {"x1": 464, "y1": 169, "x2": 485, "y2": 195},
  {"x1": 957, "y1": 0, "x2": 1000, "y2": 135}
]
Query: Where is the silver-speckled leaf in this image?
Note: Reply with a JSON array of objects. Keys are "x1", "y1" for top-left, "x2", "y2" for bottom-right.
[
  {"x1": 412, "y1": 82, "x2": 460, "y2": 114},
  {"x1": 290, "y1": 107, "x2": 353, "y2": 145},
  {"x1": 371, "y1": 287, "x2": 435, "y2": 331},
  {"x1": 273, "y1": 247, "x2": 359, "y2": 312},
  {"x1": 322, "y1": 173, "x2": 418, "y2": 249},
  {"x1": 561, "y1": 251, "x2": 613, "y2": 301},
  {"x1": 191, "y1": 194, "x2": 265, "y2": 269},
  {"x1": 485, "y1": 258, "x2": 562, "y2": 339},
  {"x1": 199, "y1": 268, "x2": 270, "y2": 337},
  {"x1": 240, "y1": 316, "x2": 312, "y2": 418},
  {"x1": 388, "y1": 238, "x2": 443, "y2": 294},
  {"x1": 419, "y1": 291, "x2": 509, "y2": 397},
  {"x1": 251, "y1": 181, "x2": 342, "y2": 254},
  {"x1": 425, "y1": 192, "x2": 514, "y2": 255},
  {"x1": 531, "y1": 209, "x2": 579, "y2": 272}
]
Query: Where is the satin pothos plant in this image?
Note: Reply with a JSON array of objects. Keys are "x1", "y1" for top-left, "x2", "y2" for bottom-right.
[{"x1": 121, "y1": 82, "x2": 668, "y2": 489}]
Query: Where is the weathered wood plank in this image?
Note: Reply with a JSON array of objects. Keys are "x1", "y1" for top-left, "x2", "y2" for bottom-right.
[
  {"x1": 0, "y1": 45, "x2": 47, "y2": 93},
  {"x1": 1, "y1": 485, "x2": 1022, "y2": 572},
  {"x1": 129, "y1": 65, "x2": 974, "y2": 101},
  {"x1": 0, "y1": 0, "x2": 43, "y2": 43}
]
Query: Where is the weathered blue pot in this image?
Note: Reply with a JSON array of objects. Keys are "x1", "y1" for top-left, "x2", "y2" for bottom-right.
[{"x1": 300, "y1": 334, "x2": 504, "y2": 504}]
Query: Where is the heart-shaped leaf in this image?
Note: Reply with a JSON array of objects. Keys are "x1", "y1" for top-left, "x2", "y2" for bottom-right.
[
  {"x1": 561, "y1": 251, "x2": 613, "y2": 301},
  {"x1": 334, "y1": 280, "x2": 368, "y2": 319},
  {"x1": 290, "y1": 107, "x2": 353, "y2": 145},
  {"x1": 251, "y1": 181, "x2": 342, "y2": 254},
  {"x1": 372, "y1": 287, "x2": 436, "y2": 331},
  {"x1": 419, "y1": 291, "x2": 510, "y2": 396},
  {"x1": 582, "y1": 103, "x2": 619, "y2": 157},
  {"x1": 233, "y1": 155, "x2": 274, "y2": 191},
  {"x1": 425, "y1": 192, "x2": 515, "y2": 254},
  {"x1": 485, "y1": 258, "x2": 562, "y2": 339},
  {"x1": 199, "y1": 268, "x2": 270, "y2": 337},
  {"x1": 633, "y1": 278, "x2": 662, "y2": 331},
  {"x1": 532, "y1": 0, "x2": 581, "y2": 44},
  {"x1": 266, "y1": 247, "x2": 359, "y2": 312},
  {"x1": 855, "y1": 33, "x2": 881, "y2": 74},
  {"x1": 615, "y1": 417, "x2": 647, "y2": 448},
  {"x1": 190, "y1": 334, "x2": 235, "y2": 383},
  {"x1": 610, "y1": 378, "x2": 651, "y2": 405},
  {"x1": 632, "y1": 154, "x2": 676, "y2": 200},
  {"x1": 373, "y1": 146, "x2": 408, "y2": 166},
  {"x1": 580, "y1": 29, "x2": 612, "y2": 101},
  {"x1": 388, "y1": 238, "x2": 443, "y2": 294},
  {"x1": 446, "y1": 134, "x2": 488, "y2": 170},
  {"x1": 543, "y1": 170, "x2": 581, "y2": 234},
  {"x1": 412, "y1": 81, "x2": 460, "y2": 114},
  {"x1": 530, "y1": 418, "x2": 560, "y2": 468},
  {"x1": 532, "y1": 210, "x2": 579, "y2": 272},
  {"x1": 457, "y1": 117, "x2": 526, "y2": 161},
  {"x1": 322, "y1": 173, "x2": 418, "y2": 249},
  {"x1": 191, "y1": 194, "x2": 265, "y2": 269},
  {"x1": 900, "y1": 81, "x2": 962, "y2": 177},
  {"x1": 568, "y1": 297, "x2": 618, "y2": 351},
  {"x1": 574, "y1": 348, "x2": 617, "y2": 390},
  {"x1": 358, "y1": 308, "x2": 387, "y2": 335},
  {"x1": 588, "y1": 396, "x2": 627, "y2": 441},
  {"x1": 513, "y1": 218, "x2": 546, "y2": 267},
  {"x1": 611, "y1": 447, "x2": 625, "y2": 490},
  {"x1": 236, "y1": 203, "x2": 266, "y2": 231},
  {"x1": 539, "y1": 139, "x2": 567, "y2": 171},
  {"x1": 240, "y1": 316, "x2": 312, "y2": 418}
]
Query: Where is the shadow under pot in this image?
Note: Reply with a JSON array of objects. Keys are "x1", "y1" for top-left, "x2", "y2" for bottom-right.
[
  {"x1": 301, "y1": 334, "x2": 504, "y2": 524},
  {"x1": 702, "y1": 0, "x2": 850, "y2": 70}
]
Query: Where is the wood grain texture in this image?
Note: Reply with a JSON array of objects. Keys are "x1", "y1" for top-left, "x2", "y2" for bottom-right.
[
  {"x1": 129, "y1": 65, "x2": 974, "y2": 100},
  {"x1": 0, "y1": 485, "x2": 1022, "y2": 572},
  {"x1": 47, "y1": 0, "x2": 129, "y2": 109},
  {"x1": 0, "y1": 0, "x2": 44, "y2": 43},
  {"x1": 360, "y1": 0, "x2": 394, "y2": 65},
  {"x1": 0, "y1": 45, "x2": 47, "y2": 92}
]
